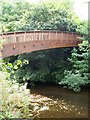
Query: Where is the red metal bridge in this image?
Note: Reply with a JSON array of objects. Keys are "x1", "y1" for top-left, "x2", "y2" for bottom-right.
[{"x1": 0, "y1": 30, "x2": 82, "y2": 58}]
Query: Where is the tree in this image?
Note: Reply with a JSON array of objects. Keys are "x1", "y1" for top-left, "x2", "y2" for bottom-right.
[
  {"x1": 0, "y1": 0, "x2": 80, "y2": 32},
  {"x1": 59, "y1": 40, "x2": 89, "y2": 92},
  {"x1": 0, "y1": 0, "x2": 32, "y2": 32},
  {"x1": 0, "y1": 0, "x2": 88, "y2": 91}
]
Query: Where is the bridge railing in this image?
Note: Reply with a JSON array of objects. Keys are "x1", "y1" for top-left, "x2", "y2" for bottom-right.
[
  {"x1": 0, "y1": 30, "x2": 83, "y2": 58},
  {"x1": 0, "y1": 30, "x2": 81, "y2": 45}
]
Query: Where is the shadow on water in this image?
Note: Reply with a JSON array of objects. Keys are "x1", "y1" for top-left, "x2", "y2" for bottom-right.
[
  {"x1": 30, "y1": 83, "x2": 88, "y2": 107},
  {"x1": 29, "y1": 82, "x2": 88, "y2": 118}
]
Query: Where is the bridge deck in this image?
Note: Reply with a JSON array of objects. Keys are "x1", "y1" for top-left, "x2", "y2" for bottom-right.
[{"x1": 0, "y1": 30, "x2": 82, "y2": 58}]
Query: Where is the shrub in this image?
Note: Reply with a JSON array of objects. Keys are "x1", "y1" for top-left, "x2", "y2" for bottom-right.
[
  {"x1": 60, "y1": 40, "x2": 90, "y2": 92},
  {"x1": 0, "y1": 71, "x2": 32, "y2": 119},
  {"x1": 59, "y1": 70, "x2": 89, "y2": 92}
]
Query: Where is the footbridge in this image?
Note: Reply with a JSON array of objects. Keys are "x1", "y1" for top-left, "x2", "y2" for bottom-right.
[{"x1": 0, "y1": 30, "x2": 82, "y2": 58}]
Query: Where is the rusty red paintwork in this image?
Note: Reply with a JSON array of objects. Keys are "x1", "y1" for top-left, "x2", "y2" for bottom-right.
[{"x1": 0, "y1": 30, "x2": 82, "y2": 58}]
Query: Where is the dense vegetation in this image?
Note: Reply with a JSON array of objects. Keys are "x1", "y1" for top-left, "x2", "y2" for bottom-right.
[
  {"x1": 0, "y1": 0, "x2": 89, "y2": 118},
  {"x1": 0, "y1": 0, "x2": 87, "y2": 33},
  {"x1": 60, "y1": 40, "x2": 89, "y2": 91},
  {"x1": 0, "y1": 0, "x2": 89, "y2": 90},
  {"x1": 0, "y1": 70, "x2": 33, "y2": 118}
]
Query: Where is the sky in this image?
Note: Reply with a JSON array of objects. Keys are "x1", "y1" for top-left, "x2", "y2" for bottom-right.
[
  {"x1": 27, "y1": 0, "x2": 89, "y2": 20},
  {"x1": 74, "y1": 0, "x2": 88, "y2": 20}
]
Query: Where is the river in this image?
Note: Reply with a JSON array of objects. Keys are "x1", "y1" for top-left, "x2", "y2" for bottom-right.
[{"x1": 29, "y1": 83, "x2": 88, "y2": 118}]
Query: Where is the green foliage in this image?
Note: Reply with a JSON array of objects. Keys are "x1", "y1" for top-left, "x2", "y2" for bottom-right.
[
  {"x1": 3, "y1": 48, "x2": 71, "y2": 84},
  {"x1": 59, "y1": 40, "x2": 89, "y2": 92},
  {"x1": 0, "y1": 71, "x2": 32, "y2": 119},
  {"x1": 21, "y1": 0, "x2": 78, "y2": 32},
  {"x1": 59, "y1": 70, "x2": 89, "y2": 92},
  {"x1": 74, "y1": 18, "x2": 88, "y2": 34},
  {"x1": 0, "y1": 0, "x2": 85, "y2": 32},
  {"x1": 0, "y1": 0, "x2": 32, "y2": 32},
  {"x1": 0, "y1": 0, "x2": 88, "y2": 92}
]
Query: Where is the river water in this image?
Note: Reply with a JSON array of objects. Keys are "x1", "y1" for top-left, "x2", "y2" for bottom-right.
[{"x1": 30, "y1": 84, "x2": 88, "y2": 118}]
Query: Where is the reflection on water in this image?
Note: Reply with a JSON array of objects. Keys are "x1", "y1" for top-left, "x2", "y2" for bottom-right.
[{"x1": 30, "y1": 84, "x2": 88, "y2": 118}]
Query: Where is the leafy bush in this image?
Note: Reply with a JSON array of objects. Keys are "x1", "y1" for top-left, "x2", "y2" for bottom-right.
[
  {"x1": 0, "y1": 0, "x2": 83, "y2": 32},
  {"x1": 3, "y1": 48, "x2": 71, "y2": 84},
  {"x1": 0, "y1": 71, "x2": 32, "y2": 119},
  {"x1": 60, "y1": 40, "x2": 90, "y2": 92},
  {"x1": 59, "y1": 70, "x2": 89, "y2": 92}
]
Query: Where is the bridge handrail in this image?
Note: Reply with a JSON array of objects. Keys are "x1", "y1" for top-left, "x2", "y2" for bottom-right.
[
  {"x1": 0, "y1": 30, "x2": 83, "y2": 58},
  {"x1": 0, "y1": 30, "x2": 85, "y2": 36}
]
